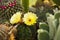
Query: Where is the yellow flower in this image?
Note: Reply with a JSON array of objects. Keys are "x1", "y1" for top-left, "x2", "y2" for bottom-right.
[
  {"x1": 23, "y1": 12, "x2": 38, "y2": 26},
  {"x1": 10, "y1": 12, "x2": 22, "y2": 24}
]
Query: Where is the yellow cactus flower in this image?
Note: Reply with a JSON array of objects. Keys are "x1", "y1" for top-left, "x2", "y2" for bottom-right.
[
  {"x1": 23, "y1": 12, "x2": 38, "y2": 26},
  {"x1": 10, "y1": 12, "x2": 22, "y2": 24}
]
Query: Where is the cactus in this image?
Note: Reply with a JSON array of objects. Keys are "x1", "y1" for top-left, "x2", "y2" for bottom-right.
[
  {"x1": 22, "y1": 0, "x2": 29, "y2": 13},
  {"x1": 55, "y1": 11, "x2": 60, "y2": 27},
  {"x1": 0, "y1": 0, "x2": 14, "y2": 6},
  {"x1": 54, "y1": 23, "x2": 60, "y2": 40},
  {"x1": 15, "y1": 23, "x2": 37, "y2": 40},
  {"x1": 16, "y1": 24, "x2": 32, "y2": 40},
  {"x1": 39, "y1": 22, "x2": 49, "y2": 32},
  {"x1": 46, "y1": 13, "x2": 56, "y2": 39},
  {"x1": 37, "y1": 29, "x2": 50, "y2": 40},
  {"x1": 0, "y1": 0, "x2": 23, "y2": 23},
  {"x1": 37, "y1": 11, "x2": 60, "y2": 40}
]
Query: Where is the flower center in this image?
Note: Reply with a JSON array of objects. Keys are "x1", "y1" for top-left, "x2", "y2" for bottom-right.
[{"x1": 28, "y1": 19, "x2": 31, "y2": 22}]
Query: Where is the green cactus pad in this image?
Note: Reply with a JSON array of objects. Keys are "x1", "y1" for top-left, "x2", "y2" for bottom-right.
[
  {"x1": 55, "y1": 13, "x2": 60, "y2": 19},
  {"x1": 39, "y1": 22, "x2": 49, "y2": 32},
  {"x1": 37, "y1": 29, "x2": 50, "y2": 40}
]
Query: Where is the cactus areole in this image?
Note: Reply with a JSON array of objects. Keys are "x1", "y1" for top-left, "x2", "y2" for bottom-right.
[{"x1": 53, "y1": 0, "x2": 60, "y2": 5}]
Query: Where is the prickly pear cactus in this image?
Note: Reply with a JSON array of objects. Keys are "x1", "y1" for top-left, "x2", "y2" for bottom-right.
[
  {"x1": 37, "y1": 22, "x2": 50, "y2": 40},
  {"x1": 39, "y1": 22, "x2": 49, "y2": 32},
  {"x1": 37, "y1": 29, "x2": 50, "y2": 40},
  {"x1": 37, "y1": 11, "x2": 60, "y2": 40}
]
